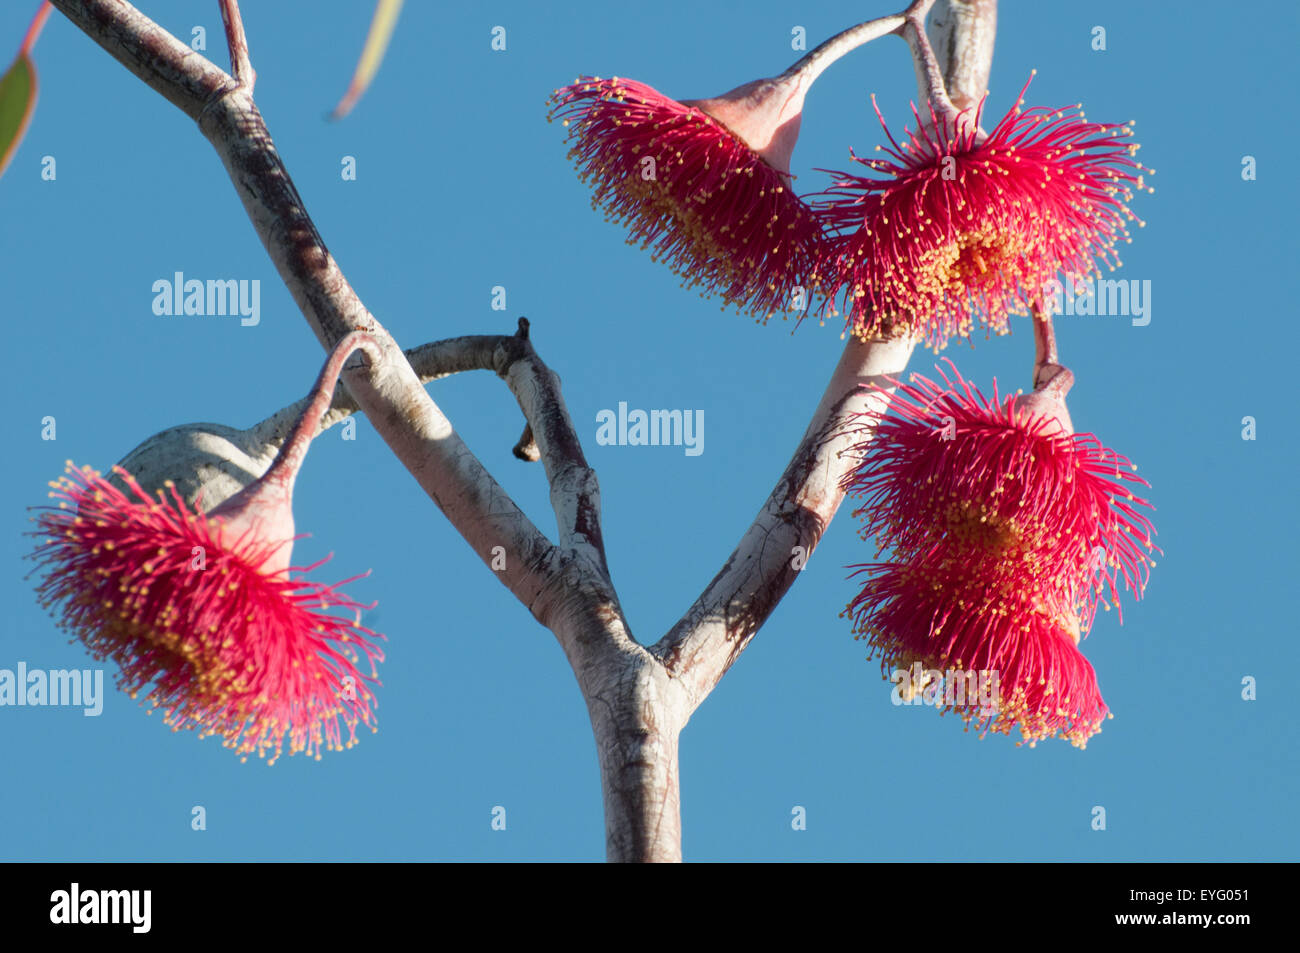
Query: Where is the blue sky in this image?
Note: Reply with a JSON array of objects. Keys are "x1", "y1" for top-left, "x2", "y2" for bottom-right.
[{"x1": 1, "y1": 0, "x2": 1296, "y2": 861}]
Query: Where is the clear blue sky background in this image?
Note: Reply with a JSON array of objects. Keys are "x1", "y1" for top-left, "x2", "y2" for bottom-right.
[{"x1": 2, "y1": 0, "x2": 1295, "y2": 861}]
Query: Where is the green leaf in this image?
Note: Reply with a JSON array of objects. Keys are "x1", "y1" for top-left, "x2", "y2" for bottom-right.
[
  {"x1": 0, "y1": 50, "x2": 37, "y2": 180},
  {"x1": 329, "y1": 0, "x2": 404, "y2": 120},
  {"x1": 2, "y1": 4, "x2": 50, "y2": 182}
]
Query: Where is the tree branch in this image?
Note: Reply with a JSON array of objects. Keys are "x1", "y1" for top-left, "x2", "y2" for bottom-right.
[
  {"x1": 778, "y1": 12, "x2": 907, "y2": 85},
  {"x1": 650, "y1": 0, "x2": 1000, "y2": 715},
  {"x1": 47, "y1": 0, "x2": 1001, "y2": 864},
  {"x1": 51, "y1": 0, "x2": 228, "y2": 117},
  {"x1": 218, "y1": 0, "x2": 254, "y2": 91},
  {"x1": 651, "y1": 334, "x2": 915, "y2": 711},
  {"x1": 113, "y1": 332, "x2": 527, "y2": 510},
  {"x1": 495, "y1": 319, "x2": 609, "y2": 573},
  {"x1": 263, "y1": 333, "x2": 534, "y2": 444},
  {"x1": 928, "y1": 0, "x2": 997, "y2": 113},
  {"x1": 898, "y1": 1, "x2": 965, "y2": 130},
  {"x1": 50, "y1": 0, "x2": 568, "y2": 620}
]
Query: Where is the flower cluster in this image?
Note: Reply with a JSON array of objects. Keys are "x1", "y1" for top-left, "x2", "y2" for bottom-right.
[
  {"x1": 842, "y1": 363, "x2": 1157, "y2": 746},
  {"x1": 551, "y1": 71, "x2": 1148, "y2": 347},
  {"x1": 551, "y1": 45, "x2": 1158, "y2": 748},
  {"x1": 28, "y1": 332, "x2": 386, "y2": 764},
  {"x1": 30, "y1": 464, "x2": 383, "y2": 763},
  {"x1": 549, "y1": 76, "x2": 824, "y2": 321},
  {"x1": 813, "y1": 83, "x2": 1149, "y2": 348}
]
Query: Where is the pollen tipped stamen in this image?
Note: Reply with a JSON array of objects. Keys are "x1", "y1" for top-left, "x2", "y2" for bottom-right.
[
  {"x1": 841, "y1": 362, "x2": 1158, "y2": 747},
  {"x1": 549, "y1": 76, "x2": 826, "y2": 322},
  {"x1": 812, "y1": 77, "x2": 1149, "y2": 350},
  {"x1": 26, "y1": 333, "x2": 389, "y2": 765}
]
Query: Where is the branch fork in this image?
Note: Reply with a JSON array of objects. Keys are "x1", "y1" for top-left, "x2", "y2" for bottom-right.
[{"x1": 44, "y1": 0, "x2": 998, "y2": 862}]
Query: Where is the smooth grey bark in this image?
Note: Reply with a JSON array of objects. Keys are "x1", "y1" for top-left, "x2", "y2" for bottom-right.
[
  {"x1": 930, "y1": 0, "x2": 998, "y2": 112},
  {"x1": 46, "y1": 0, "x2": 996, "y2": 862},
  {"x1": 114, "y1": 328, "x2": 540, "y2": 510}
]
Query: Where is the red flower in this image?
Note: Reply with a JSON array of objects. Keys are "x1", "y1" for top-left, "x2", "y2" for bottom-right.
[
  {"x1": 28, "y1": 333, "x2": 386, "y2": 764},
  {"x1": 814, "y1": 76, "x2": 1150, "y2": 349},
  {"x1": 842, "y1": 361, "x2": 1157, "y2": 747},
  {"x1": 549, "y1": 75, "x2": 824, "y2": 321},
  {"x1": 847, "y1": 560, "x2": 1108, "y2": 747},
  {"x1": 844, "y1": 361, "x2": 1156, "y2": 629}
]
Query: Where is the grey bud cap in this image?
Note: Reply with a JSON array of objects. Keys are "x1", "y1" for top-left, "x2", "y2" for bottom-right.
[{"x1": 108, "y1": 421, "x2": 283, "y2": 512}]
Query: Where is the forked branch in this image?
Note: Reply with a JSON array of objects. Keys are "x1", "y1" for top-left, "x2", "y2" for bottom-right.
[
  {"x1": 651, "y1": 0, "x2": 999, "y2": 714},
  {"x1": 48, "y1": 0, "x2": 603, "y2": 620}
]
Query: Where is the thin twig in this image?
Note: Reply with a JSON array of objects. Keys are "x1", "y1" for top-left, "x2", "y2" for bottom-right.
[
  {"x1": 50, "y1": 0, "x2": 564, "y2": 616},
  {"x1": 778, "y1": 12, "x2": 908, "y2": 85},
  {"x1": 899, "y1": 10, "x2": 965, "y2": 133},
  {"x1": 249, "y1": 331, "x2": 535, "y2": 453},
  {"x1": 218, "y1": 0, "x2": 254, "y2": 91},
  {"x1": 1031, "y1": 299, "x2": 1061, "y2": 391},
  {"x1": 928, "y1": 0, "x2": 997, "y2": 113}
]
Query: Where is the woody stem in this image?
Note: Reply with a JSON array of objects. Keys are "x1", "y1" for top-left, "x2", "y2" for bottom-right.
[
  {"x1": 1031, "y1": 301, "x2": 1061, "y2": 390},
  {"x1": 218, "y1": 0, "x2": 255, "y2": 90},
  {"x1": 900, "y1": 7, "x2": 968, "y2": 134},
  {"x1": 781, "y1": 11, "x2": 910, "y2": 85},
  {"x1": 262, "y1": 331, "x2": 382, "y2": 489}
]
